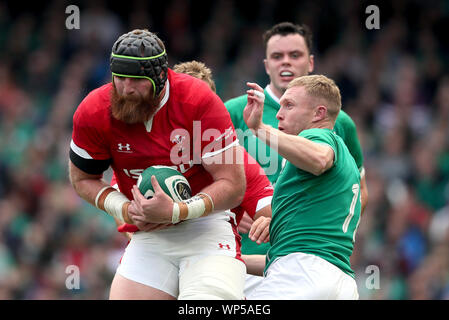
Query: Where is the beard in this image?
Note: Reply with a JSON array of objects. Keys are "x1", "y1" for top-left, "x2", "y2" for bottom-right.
[{"x1": 110, "y1": 85, "x2": 160, "y2": 124}]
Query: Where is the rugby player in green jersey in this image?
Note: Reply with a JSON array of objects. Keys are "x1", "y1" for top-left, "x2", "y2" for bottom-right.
[
  {"x1": 225, "y1": 22, "x2": 367, "y2": 205},
  {"x1": 225, "y1": 23, "x2": 368, "y2": 296},
  {"x1": 243, "y1": 75, "x2": 361, "y2": 299}
]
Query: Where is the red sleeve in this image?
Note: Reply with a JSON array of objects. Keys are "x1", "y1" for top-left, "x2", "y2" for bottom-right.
[
  {"x1": 110, "y1": 173, "x2": 117, "y2": 188},
  {"x1": 117, "y1": 223, "x2": 139, "y2": 233},
  {"x1": 239, "y1": 152, "x2": 273, "y2": 218},
  {"x1": 190, "y1": 81, "x2": 238, "y2": 160},
  {"x1": 71, "y1": 87, "x2": 111, "y2": 161}
]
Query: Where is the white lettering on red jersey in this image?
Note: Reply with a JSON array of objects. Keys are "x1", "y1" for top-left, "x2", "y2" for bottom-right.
[{"x1": 115, "y1": 149, "x2": 273, "y2": 233}]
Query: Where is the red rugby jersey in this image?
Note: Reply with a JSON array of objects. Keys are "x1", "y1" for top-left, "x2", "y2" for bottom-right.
[
  {"x1": 70, "y1": 69, "x2": 238, "y2": 202},
  {"x1": 232, "y1": 151, "x2": 273, "y2": 226},
  {"x1": 115, "y1": 149, "x2": 273, "y2": 233}
]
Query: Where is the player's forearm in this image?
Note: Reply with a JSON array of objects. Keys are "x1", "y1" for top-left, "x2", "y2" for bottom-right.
[
  {"x1": 254, "y1": 205, "x2": 272, "y2": 221},
  {"x1": 254, "y1": 124, "x2": 333, "y2": 175},
  {"x1": 199, "y1": 167, "x2": 246, "y2": 211},
  {"x1": 201, "y1": 146, "x2": 246, "y2": 211},
  {"x1": 69, "y1": 162, "x2": 109, "y2": 206},
  {"x1": 242, "y1": 254, "x2": 266, "y2": 276},
  {"x1": 71, "y1": 177, "x2": 107, "y2": 206},
  {"x1": 69, "y1": 161, "x2": 133, "y2": 223}
]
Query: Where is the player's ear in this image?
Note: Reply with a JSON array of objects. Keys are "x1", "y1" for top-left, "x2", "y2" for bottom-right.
[
  {"x1": 314, "y1": 105, "x2": 327, "y2": 122},
  {"x1": 308, "y1": 54, "x2": 314, "y2": 73},
  {"x1": 263, "y1": 59, "x2": 270, "y2": 76}
]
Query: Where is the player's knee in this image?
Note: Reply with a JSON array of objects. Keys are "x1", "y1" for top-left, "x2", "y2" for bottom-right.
[
  {"x1": 179, "y1": 279, "x2": 239, "y2": 300},
  {"x1": 178, "y1": 255, "x2": 245, "y2": 300}
]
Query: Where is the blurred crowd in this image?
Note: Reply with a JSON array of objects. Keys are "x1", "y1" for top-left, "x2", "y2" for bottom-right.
[{"x1": 0, "y1": 0, "x2": 448, "y2": 299}]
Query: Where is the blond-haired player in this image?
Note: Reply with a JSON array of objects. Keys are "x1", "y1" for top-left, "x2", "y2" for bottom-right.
[{"x1": 244, "y1": 75, "x2": 361, "y2": 299}]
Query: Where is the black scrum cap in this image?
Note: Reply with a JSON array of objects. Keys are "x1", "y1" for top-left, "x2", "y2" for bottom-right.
[{"x1": 110, "y1": 29, "x2": 168, "y2": 96}]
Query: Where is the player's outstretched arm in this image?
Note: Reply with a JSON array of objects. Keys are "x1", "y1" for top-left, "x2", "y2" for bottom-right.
[
  {"x1": 243, "y1": 83, "x2": 334, "y2": 176},
  {"x1": 258, "y1": 127, "x2": 334, "y2": 175}
]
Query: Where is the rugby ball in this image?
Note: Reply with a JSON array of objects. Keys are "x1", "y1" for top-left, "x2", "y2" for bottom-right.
[{"x1": 136, "y1": 165, "x2": 192, "y2": 202}]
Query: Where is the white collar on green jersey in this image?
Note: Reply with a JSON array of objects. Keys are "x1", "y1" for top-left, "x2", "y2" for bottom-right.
[
  {"x1": 144, "y1": 80, "x2": 170, "y2": 132},
  {"x1": 265, "y1": 85, "x2": 280, "y2": 105}
]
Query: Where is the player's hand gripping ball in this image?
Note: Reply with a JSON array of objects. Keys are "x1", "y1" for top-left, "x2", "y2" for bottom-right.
[{"x1": 137, "y1": 165, "x2": 192, "y2": 201}]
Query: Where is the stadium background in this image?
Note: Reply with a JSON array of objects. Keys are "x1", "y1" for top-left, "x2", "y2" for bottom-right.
[{"x1": 0, "y1": 0, "x2": 448, "y2": 299}]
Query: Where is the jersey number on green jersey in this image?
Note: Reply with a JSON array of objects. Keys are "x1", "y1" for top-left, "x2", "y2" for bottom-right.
[{"x1": 342, "y1": 183, "x2": 360, "y2": 241}]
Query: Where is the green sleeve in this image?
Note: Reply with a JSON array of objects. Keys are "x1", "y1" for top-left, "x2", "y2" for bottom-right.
[
  {"x1": 300, "y1": 129, "x2": 339, "y2": 167},
  {"x1": 225, "y1": 93, "x2": 283, "y2": 185},
  {"x1": 224, "y1": 95, "x2": 249, "y2": 131},
  {"x1": 334, "y1": 110, "x2": 364, "y2": 170}
]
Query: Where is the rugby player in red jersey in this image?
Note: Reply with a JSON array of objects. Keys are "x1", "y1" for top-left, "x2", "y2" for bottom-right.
[
  {"x1": 114, "y1": 61, "x2": 273, "y2": 242},
  {"x1": 114, "y1": 148, "x2": 273, "y2": 238},
  {"x1": 68, "y1": 29, "x2": 247, "y2": 300}
]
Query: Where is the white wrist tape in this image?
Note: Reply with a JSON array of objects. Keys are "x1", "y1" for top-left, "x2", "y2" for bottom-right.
[
  {"x1": 197, "y1": 192, "x2": 214, "y2": 213},
  {"x1": 95, "y1": 186, "x2": 112, "y2": 209},
  {"x1": 184, "y1": 195, "x2": 207, "y2": 220},
  {"x1": 253, "y1": 89, "x2": 265, "y2": 100},
  {"x1": 103, "y1": 190, "x2": 129, "y2": 222},
  {"x1": 172, "y1": 193, "x2": 214, "y2": 223},
  {"x1": 172, "y1": 202, "x2": 180, "y2": 224}
]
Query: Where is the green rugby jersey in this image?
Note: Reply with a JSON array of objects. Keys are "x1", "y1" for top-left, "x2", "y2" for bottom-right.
[
  {"x1": 266, "y1": 128, "x2": 361, "y2": 277},
  {"x1": 225, "y1": 89, "x2": 364, "y2": 256},
  {"x1": 332, "y1": 110, "x2": 364, "y2": 170},
  {"x1": 225, "y1": 88, "x2": 283, "y2": 185},
  {"x1": 225, "y1": 88, "x2": 279, "y2": 255}
]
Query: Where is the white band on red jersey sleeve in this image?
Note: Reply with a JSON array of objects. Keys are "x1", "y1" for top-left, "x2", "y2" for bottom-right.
[
  {"x1": 70, "y1": 139, "x2": 111, "y2": 174},
  {"x1": 202, "y1": 139, "x2": 239, "y2": 159},
  {"x1": 255, "y1": 196, "x2": 273, "y2": 212},
  {"x1": 70, "y1": 139, "x2": 93, "y2": 159}
]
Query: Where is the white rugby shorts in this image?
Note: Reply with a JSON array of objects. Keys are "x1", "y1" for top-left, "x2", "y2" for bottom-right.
[
  {"x1": 243, "y1": 274, "x2": 264, "y2": 298},
  {"x1": 116, "y1": 210, "x2": 245, "y2": 298},
  {"x1": 247, "y1": 252, "x2": 359, "y2": 300}
]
